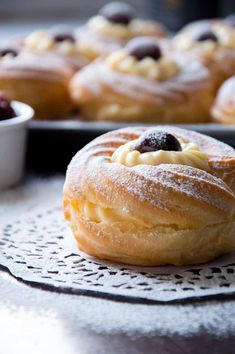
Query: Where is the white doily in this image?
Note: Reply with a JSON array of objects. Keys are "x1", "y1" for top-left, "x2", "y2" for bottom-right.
[{"x1": 1, "y1": 201, "x2": 235, "y2": 303}]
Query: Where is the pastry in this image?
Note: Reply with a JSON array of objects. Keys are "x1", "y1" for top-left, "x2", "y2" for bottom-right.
[
  {"x1": 173, "y1": 20, "x2": 235, "y2": 90},
  {"x1": 64, "y1": 126, "x2": 235, "y2": 266},
  {"x1": 23, "y1": 26, "x2": 89, "y2": 71},
  {"x1": 70, "y1": 37, "x2": 214, "y2": 123},
  {"x1": 211, "y1": 76, "x2": 235, "y2": 124},
  {"x1": 75, "y1": 2, "x2": 166, "y2": 60},
  {"x1": 0, "y1": 46, "x2": 73, "y2": 119}
]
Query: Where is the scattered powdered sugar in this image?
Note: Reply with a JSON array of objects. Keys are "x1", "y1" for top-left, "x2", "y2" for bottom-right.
[
  {"x1": 1, "y1": 176, "x2": 235, "y2": 338},
  {"x1": 73, "y1": 55, "x2": 212, "y2": 105}
]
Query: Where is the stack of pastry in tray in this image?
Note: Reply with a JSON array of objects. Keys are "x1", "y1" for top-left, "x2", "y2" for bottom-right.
[{"x1": 1, "y1": 1, "x2": 235, "y2": 124}]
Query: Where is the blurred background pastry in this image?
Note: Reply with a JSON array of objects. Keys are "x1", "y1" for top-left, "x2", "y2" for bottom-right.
[
  {"x1": 0, "y1": 46, "x2": 73, "y2": 119},
  {"x1": 70, "y1": 37, "x2": 214, "y2": 123},
  {"x1": 23, "y1": 26, "x2": 89, "y2": 71},
  {"x1": 173, "y1": 20, "x2": 235, "y2": 91},
  {"x1": 75, "y1": 2, "x2": 167, "y2": 61},
  {"x1": 211, "y1": 76, "x2": 235, "y2": 124}
]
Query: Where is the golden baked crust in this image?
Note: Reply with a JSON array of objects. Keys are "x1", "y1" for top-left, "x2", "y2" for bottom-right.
[
  {"x1": 63, "y1": 126, "x2": 235, "y2": 266},
  {"x1": 0, "y1": 53, "x2": 73, "y2": 119},
  {"x1": 70, "y1": 53, "x2": 214, "y2": 123},
  {"x1": 211, "y1": 76, "x2": 235, "y2": 125}
]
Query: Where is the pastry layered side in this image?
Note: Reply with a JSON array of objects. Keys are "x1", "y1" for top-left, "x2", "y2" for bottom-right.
[
  {"x1": 211, "y1": 76, "x2": 235, "y2": 125},
  {"x1": 64, "y1": 127, "x2": 235, "y2": 266},
  {"x1": 70, "y1": 48, "x2": 213, "y2": 123},
  {"x1": 0, "y1": 52, "x2": 73, "y2": 119}
]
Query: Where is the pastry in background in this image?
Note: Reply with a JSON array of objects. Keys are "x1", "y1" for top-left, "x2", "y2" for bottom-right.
[
  {"x1": 75, "y1": 2, "x2": 167, "y2": 60},
  {"x1": 23, "y1": 26, "x2": 89, "y2": 71},
  {"x1": 70, "y1": 37, "x2": 214, "y2": 123},
  {"x1": 173, "y1": 20, "x2": 235, "y2": 90},
  {"x1": 211, "y1": 76, "x2": 235, "y2": 124},
  {"x1": 64, "y1": 126, "x2": 235, "y2": 266},
  {"x1": 0, "y1": 46, "x2": 73, "y2": 119}
]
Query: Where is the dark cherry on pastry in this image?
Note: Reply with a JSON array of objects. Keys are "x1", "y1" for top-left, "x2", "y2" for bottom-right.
[
  {"x1": 53, "y1": 33, "x2": 76, "y2": 43},
  {"x1": 0, "y1": 95, "x2": 16, "y2": 121},
  {"x1": 196, "y1": 31, "x2": 218, "y2": 42},
  {"x1": 133, "y1": 130, "x2": 182, "y2": 153},
  {"x1": 0, "y1": 47, "x2": 18, "y2": 58},
  {"x1": 127, "y1": 37, "x2": 162, "y2": 61},
  {"x1": 99, "y1": 1, "x2": 135, "y2": 25}
]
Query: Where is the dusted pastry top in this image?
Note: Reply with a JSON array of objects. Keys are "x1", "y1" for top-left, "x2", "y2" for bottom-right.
[
  {"x1": 25, "y1": 30, "x2": 80, "y2": 56},
  {"x1": 111, "y1": 130, "x2": 209, "y2": 171},
  {"x1": 106, "y1": 51, "x2": 179, "y2": 81},
  {"x1": 174, "y1": 22, "x2": 235, "y2": 53},
  {"x1": 0, "y1": 49, "x2": 73, "y2": 81},
  {"x1": 106, "y1": 38, "x2": 180, "y2": 81},
  {"x1": 87, "y1": 15, "x2": 164, "y2": 40},
  {"x1": 64, "y1": 126, "x2": 235, "y2": 243},
  {"x1": 87, "y1": 2, "x2": 165, "y2": 40}
]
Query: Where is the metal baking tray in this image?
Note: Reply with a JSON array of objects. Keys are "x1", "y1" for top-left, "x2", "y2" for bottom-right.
[{"x1": 27, "y1": 119, "x2": 235, "y2": 173}]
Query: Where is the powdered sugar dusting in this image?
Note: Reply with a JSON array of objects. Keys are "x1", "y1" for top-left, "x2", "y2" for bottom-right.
[{"x1": 64, "y1": 126, "x2": 235, "y2": 228}]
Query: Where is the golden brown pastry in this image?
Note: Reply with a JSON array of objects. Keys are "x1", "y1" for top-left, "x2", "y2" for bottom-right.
[
  {"x1": 70, "y1": 37, "x2": 214, "y2": 123},
  {"x1": 173, "y1": 20, "x2": 235, "y2": 90},
  {"x1": 64, "y1": 126, "x2": 235, "y2": 266},
  {"x1": 0, "y1": 47, "x2": 73, "y2": 119},
  {"x1": 211, "y1": 76, "x2": 235, "y2": 125},
  {"x1": 75, "y1": 2, "x2": 166, "y2": 60},
  {"x1": 23, "y1": 26, "x2": 89, "y2": 71}
]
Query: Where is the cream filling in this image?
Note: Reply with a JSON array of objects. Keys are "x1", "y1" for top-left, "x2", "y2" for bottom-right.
[
  {"x1": 111, "y1": 139, "x2": 209, "y2": 171},
  {"x1": 87, "y1": 15, "x2": 158, "y2": 40},
  {"x1": 25, "y1": 30, "x2": 81, "y2": 57},
  {"x1": 106, "y1": 49, "x2": 180, "y2": 81}
]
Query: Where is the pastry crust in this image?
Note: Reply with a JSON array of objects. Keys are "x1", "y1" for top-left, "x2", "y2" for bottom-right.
[
  {"x1": 63, "y1": 126, "x2": 235, "y2": 266},
  {"x1": 211, "y1": 76, "x2": 235, "y2": 125},
  {"x1": 0, "y1": 53, "x2": 73, "y2": 119},
  {"x1": 70, "y1": 53, "x2": 214, "y2": 123}
]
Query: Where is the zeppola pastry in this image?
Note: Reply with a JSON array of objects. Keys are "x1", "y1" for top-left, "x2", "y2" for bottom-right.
[
  {"x1": 23, "y1": 26, "x2": 89, "y2": 71},
  {"x1": 173, "y1": 20, "x2": 235, "y2": 90},
  {"x1": 64, "y1": 127, "x2": 235, "y2": 266},
  {"x1": 76, "y1": 2, "x2": 166, "y2": 60},
  {"x1": 70, "y1": 37, "x2": 214, "y2": 123},
  {"x1": 0, "y1": 46, "x2": 73, "y2": 119},
  {"x1": 211, "y1": 76, "x2": 235, "y2": 124}
]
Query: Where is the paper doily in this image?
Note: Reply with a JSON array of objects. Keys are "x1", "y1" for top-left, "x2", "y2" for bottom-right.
[{"x1": 1, "y1": 206, "x2": 235, "y2": 303}]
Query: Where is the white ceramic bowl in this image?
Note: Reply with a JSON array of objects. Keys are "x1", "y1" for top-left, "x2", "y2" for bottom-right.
[{"x1": 0, "y1": 101, "x2": 34, "y2": 189}]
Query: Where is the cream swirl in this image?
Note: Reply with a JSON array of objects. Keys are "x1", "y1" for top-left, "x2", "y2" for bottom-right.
[
  {"x1": 106, "y1": 49, "x2": 180, "y2": 81},
  {"x1": 111, "y1": 139, "x2": 209, "y2": 171}
]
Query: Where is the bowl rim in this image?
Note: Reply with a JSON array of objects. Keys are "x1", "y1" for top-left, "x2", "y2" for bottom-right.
[{"x1": 0, "y1": 101, "x2": 34, "y2": 129}]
